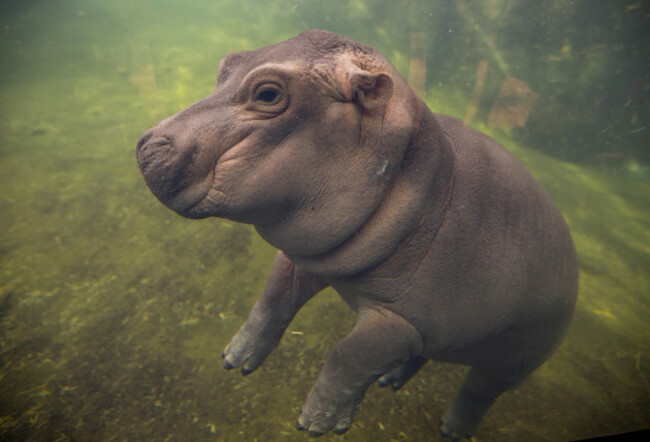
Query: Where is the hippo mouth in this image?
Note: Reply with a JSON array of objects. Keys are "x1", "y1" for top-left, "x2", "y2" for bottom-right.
[{"x1": 166, "y1": 177, "x2": 217, "y2": 219}]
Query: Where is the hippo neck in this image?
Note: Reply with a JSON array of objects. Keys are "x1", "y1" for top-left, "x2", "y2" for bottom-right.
[{"x1": 285, "y1": 105, "x2": 455, "y2": 278}]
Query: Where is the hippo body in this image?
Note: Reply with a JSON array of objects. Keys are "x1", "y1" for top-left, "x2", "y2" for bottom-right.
[{"x1": 137, "y1": 30, "x2": 578, "y2": 438}]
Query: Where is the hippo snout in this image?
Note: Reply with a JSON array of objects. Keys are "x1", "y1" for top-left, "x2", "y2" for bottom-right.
[
  {"x1": 136, "y1": 129, "x2": 171, "y2": 172},
  {"x1": 136, "y1": 128, "x2": 215, "y2": 218},
  {"x1": 136, "y1": 133, "x2": 173, "y2": 175}
]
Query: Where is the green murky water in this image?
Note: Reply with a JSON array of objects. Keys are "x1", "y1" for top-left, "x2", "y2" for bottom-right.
[{"x1": 1, "y1": 0, "x2": 648, "y2": 440}]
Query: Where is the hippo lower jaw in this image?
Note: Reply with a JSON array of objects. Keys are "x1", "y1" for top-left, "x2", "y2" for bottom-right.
[
  {"x1": 154, "y1": 186, "x2": 216, "y2": 220},
  {"x1": 180, "y1": 186, "x2": 229, "y2": 219}
]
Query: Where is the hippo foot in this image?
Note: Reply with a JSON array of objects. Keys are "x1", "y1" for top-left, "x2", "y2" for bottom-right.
[
  {"x1": 440, "y1": 412, "x2": 477, "y2": 440},
  {"x1": 440, "y1": 369, "x2": 502, "y2": 440},
  {"x1": 296, "y1": 388, "x2": 363, "y2": 436},
  {"x1": 440, "y1": 389, "x2": 491, "y2": 440},
  {"x1": 221, "y1": 320, "x2": 283, "y2": 375}
]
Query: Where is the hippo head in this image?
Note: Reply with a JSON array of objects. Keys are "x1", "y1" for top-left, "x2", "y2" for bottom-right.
[{"x1": 136, "y1": 30, "x2": 421, "y2": 257}]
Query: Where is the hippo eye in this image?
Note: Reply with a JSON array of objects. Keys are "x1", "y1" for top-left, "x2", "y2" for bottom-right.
[
  {"x1": 257, "y1": 89, "x2": 279, "y2": 103},
  {"x1": 246, "y1": 82, "x2": 288, "y2": 117}
]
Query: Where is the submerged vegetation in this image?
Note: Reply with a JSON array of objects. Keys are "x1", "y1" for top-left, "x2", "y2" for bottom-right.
[{"x1": 1, "y1": 0, "x2": 648, "y2": 440}]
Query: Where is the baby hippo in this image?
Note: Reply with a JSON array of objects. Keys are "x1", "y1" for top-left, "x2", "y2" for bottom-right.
[{"x1": 136, "y1": 30, "x2": 578, "y2": 439}]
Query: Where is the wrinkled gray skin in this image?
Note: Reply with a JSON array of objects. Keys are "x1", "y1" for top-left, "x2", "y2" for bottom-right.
[{"x1": 137, "y1": 30, "x2": 578, "y2": 439}]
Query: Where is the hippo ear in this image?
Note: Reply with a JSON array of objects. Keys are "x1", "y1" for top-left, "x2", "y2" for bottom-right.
[{"x1": 350, "y1": 71, "x2": 394, "y2": 110}]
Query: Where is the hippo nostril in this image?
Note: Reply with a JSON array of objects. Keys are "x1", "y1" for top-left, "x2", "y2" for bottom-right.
[
  {"x1": 146, "y1": 137, "x2": 171, "y2": 148},
  {"x1": 137, "y1": 130, "x2": 154, "y2": 151},
  {"x1": 137, "y1": 131, "x2": 171, "y2": 153}
]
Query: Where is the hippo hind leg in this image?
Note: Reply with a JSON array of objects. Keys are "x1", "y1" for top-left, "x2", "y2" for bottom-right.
[
  {"x1": 440, "y1": 322, "x2": 569, "y2": 439},
  {"x1": 440, "y1": 365, "x2": 529, "y2": 439}
]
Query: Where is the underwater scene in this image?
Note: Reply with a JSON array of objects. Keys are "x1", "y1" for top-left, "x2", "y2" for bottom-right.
[{"x1": 1, "y1": 0, "x2": 648, "y2": 440}]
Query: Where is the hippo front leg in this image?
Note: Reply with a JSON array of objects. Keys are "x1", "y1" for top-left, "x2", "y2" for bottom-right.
[
  {"x1": 222, "y1": 251, "x2": 327, "y2": 374},
  {"x1": 297, "y1": 307, "x2": 423, "y2": 436}
]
